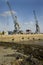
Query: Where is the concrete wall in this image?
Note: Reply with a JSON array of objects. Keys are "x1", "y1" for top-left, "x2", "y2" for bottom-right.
[{"x1": 0, "y1": 34, "x2": 43, "y2": 43}]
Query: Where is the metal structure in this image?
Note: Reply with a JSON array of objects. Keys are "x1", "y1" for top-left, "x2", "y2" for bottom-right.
[
  {"x1": 6, "y1": 1, "x2": 20, "y2": 33},
  {"x1": 33, "y1": 10, "x2": 40, "y2": 34}
]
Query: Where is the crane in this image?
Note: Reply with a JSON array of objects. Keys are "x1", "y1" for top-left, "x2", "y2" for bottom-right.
[
  {"x1": 6, "y1": 1, "x2": 20, "y2": 33},
  {"x1": 33, "y1": 10, "x2": 40, "y2": 34}
]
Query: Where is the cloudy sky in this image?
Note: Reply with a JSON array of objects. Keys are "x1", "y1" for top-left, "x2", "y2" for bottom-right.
[{"x1": 0, "y1": 0, "x2": 43, "y2": 33}]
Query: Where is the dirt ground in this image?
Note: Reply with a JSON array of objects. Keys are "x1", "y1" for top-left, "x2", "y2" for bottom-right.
[{"x1": 0, "y1": 42, "x2": 43, "y2": 65}]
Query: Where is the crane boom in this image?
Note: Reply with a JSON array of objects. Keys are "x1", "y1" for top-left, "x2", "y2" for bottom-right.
[
  {"x1": 6, "y1": 1, "x2": 20, "y2": 33},
  {"x1": 33, "y1": 10, "x2": 40, "y2": 34},
  {"x1": 7, "y1": 1, "x2": 15, "y2": 23}
]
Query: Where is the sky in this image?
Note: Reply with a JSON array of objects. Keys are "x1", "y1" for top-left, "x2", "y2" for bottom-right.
[{"x1": 0, "y1": 0, "x2": 43, "y2": 33}]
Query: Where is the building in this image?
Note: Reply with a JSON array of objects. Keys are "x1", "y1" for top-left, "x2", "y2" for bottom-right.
[{"x1": 26, "y1": 29, "x2": 32, "y2": 34}]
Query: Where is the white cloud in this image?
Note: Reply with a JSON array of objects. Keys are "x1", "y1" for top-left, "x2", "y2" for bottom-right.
[
  {"x1": 0, "y1": 10, "x2": 16, "y2": 17},
  {"x1": 23, "y1": 21, "x2": 43, "y2": 33},
  {"x1": 18, "y1": 21, "x2": 35, "y2": 32},
  {"x1": 24, "y1": 21, "x2": 35, "y2": 26},
  {"x1": 39, "y1": 22, "x2": 43, "y2": 33}
]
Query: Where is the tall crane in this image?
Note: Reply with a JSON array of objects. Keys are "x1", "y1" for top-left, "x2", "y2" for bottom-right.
[
  {"x1": 6, "y1": 1, "x2": 20, "y2": 33},
  {"x1": 33, "y1": 10, "x2": 40, "y2": 34}
]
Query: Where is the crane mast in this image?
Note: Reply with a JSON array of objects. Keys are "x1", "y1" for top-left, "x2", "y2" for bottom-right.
[
  {"x1": 6, "y1": 1, "x2": 20, "y2": 33},
  {"x1": 33, "y1": 10, "x2": 40, "y2": 34}
]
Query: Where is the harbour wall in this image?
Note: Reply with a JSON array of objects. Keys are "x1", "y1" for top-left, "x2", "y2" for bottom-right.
[{"x1": 0, "y1": 34, "x2": 43, "y2": 43}]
